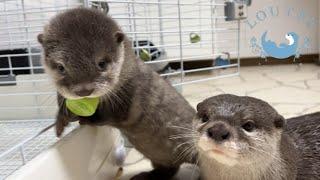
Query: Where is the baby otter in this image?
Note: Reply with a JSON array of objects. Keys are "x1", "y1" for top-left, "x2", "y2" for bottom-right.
[
  {"x1": 194, "y1": 94, "x2": 320, "y2": 180},
  {"x1": 37, "y1": 8, "x2": 196, "y2": 180}
]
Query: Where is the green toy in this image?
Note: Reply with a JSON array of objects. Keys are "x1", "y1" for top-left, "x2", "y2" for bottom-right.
[
  {"x1": 190, "y1": 33, "x2": 201, "y2": 43},
  {"x1": 139, "y1": 49, "x2": 151, "y2": 61},
  {"x1": 66, "y1": 97, "x2": 99, "y2": 117}
]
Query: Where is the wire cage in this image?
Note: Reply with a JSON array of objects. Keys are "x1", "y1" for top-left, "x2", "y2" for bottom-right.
[
  {"x1": 103, "y1": 0, "x2": 240, "y2": 86},
  {"x1": 0, "y1": 0, "x2": 240, "y2": 178}
]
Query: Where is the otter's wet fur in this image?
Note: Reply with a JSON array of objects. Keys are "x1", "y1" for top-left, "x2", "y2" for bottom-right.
[{"x1": 38, "y1": 8, "x2": 196, "y2": 180}]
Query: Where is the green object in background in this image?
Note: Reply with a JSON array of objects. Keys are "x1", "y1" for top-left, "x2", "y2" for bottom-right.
[
  {"x1": 190, "y1": 33, "x2": 201, "y2": 43},
  {"x1": 66, "y1": 97, "x2": 99, "y2": 117},
  {"x1": 140, "y1": 49, "x2": 151, "y2": 61}
]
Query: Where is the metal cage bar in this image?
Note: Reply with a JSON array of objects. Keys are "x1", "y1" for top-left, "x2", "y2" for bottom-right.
[{"x1": 0, "y1": 0, "x2": 241, "y2": 178}]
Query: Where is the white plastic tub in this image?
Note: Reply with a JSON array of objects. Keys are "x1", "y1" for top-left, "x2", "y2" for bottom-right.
[{"x1": 6, "y1": 126, "x2": 122, "y2": 180}]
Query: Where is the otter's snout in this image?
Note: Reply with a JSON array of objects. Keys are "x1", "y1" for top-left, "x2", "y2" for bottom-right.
[
  {"x1": 72, "y1": 83, "x2": 96, "y2": 97},
  {"x1": 74, "y1": 88, "x2": 94, "y2": 97},
  {"x1": 207, "y1": 123, "x2": 231, "y2": 142}
]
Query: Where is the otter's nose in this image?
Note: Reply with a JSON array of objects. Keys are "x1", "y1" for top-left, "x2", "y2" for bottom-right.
[
  {"x1": 207, "y1": 123, "x2": 230, "y2": 142},
  {"x1": 74, "y1": 89, "x2": 94, "y2": 97}
]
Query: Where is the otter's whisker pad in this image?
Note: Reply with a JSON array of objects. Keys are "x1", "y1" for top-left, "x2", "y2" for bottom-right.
[{"x1": 66, "y1": 97, "x2": 99, "y2": 117}]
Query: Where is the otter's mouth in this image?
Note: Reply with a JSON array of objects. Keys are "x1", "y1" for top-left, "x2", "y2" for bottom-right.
[
  {"x1": 211, "y1": 148, "x2": 225, "y2": 155},
  {"x1": 206, "y1": 147, "x2": 239, "y2": 166},
  {"x1": 58, "y1": 86, "x2": 104, "y2": 100},
  {"x1": 198, "y1": 136, "x2": 240, "y2": 166},
  {"x1": 198, "y1": 136, "x2": 238, "y2": 154},
  {"x1": 209, "y1": 147, "x2": 238, "y2": 159}
]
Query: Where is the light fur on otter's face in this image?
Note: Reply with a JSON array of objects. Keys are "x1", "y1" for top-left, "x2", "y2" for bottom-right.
[
  {"x1": 194, "y1": 94, "x2": 285, "y2": 170},
  {"x1": 38, "y1": 8, "x2": 125, "y2": 99}
]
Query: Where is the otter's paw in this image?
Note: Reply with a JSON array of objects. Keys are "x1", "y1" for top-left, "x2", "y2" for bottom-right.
[
  {"x1": 129, "y1": 172, "x2": 151, "y2": 180},
  {"x1": 55, "y1": 115, "x2": 69, "y2": 137},
  {"x1": 78, "y1": 116, "x2": 95, "y2": 125},
  {"x1": 130, "y1": 171, "x2": 173, "y2": 180}
]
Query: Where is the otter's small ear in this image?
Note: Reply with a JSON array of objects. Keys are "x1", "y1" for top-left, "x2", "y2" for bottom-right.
[
  {"x1": 196, "y1": 102, "x2": 203, "y2": 111},
  {"x1": 37, "y1": 34, "x2": 44, "y2": 44},
  {"x1": 274, "y1": 116, "x2": 285, "y2": 129},
  {"x1": 114, "y1": 31, "x2": 124, "y2": 44}
]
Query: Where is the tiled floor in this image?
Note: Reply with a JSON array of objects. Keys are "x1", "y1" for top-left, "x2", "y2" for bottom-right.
[{"x1": 121, "y1": 63, "x2": 320, "y2": 180}]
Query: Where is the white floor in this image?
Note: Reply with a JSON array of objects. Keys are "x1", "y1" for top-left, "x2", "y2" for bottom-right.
[
  {"x1": 1, "y1": 64, "x2": 319, "y2": 179},
  {"x1": 121, "y1": 63, "x2": 320, "y2": 180}
]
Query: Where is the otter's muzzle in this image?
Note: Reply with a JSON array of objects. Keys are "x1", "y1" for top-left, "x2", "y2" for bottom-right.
[{"x1": 207, "y1": 123, "x2": 231, "y2": 143}]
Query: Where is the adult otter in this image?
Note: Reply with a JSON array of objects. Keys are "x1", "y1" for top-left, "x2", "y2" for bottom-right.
[
  {"x1": 38, "y1": 8, "x2": 196, "y2": 180},
  {"x1": 194, "y1": 94, "x2": 319, "y2": 180}
]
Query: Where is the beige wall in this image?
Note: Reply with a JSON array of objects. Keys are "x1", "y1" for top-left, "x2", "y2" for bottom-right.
[
  {"x1": 2, "y1": 0, "x2": 317, "y2": 60},
  {"x1": 112, "y1": 0, "x2": 320, "y2": 59},
  {"x1": 240, "y1": 0, "x2": 319, "y2": 58}
]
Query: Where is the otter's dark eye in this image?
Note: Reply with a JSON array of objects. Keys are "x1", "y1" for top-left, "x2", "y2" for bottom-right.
[
  {"x1": 242, "y1": 121, "x2": 255, "y2": 132},
  {"x1": 98, "y1": 61, "x2": 107, "y2": 71},
  {"x1": 201, "y1": 114, "x2": 209, "y2": 123},
  {"x1": 56, "y1": 64, "x2": 65, "y2": 74}
]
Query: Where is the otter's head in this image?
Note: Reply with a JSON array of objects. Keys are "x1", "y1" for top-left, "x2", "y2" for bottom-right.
[
  {"x1": 38, "y1": 8, "x2": 125, "y2": 99},
  {"x1": 195, "y1": 94, "x2": 285, "y2": 167}
]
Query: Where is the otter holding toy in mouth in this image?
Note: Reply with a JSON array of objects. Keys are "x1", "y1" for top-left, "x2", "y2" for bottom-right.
[{"x1": 38, "y1": 8, "x2": 196, "y2": 180}]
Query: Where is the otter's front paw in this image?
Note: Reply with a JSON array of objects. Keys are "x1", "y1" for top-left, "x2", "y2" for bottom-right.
[
  {"x1": 130, "y1": 171, "x2": 175, "y2": 180},
  {"x1": 55, "y1": 108, "x2": 78, "y2": 137},
  {"x1": 78, "y1": 116, "x2": 95, "y2": 125},
  {"x1": 55, "y1": 113, "x2": 69, "y2": 137},
  {"x1": 77, "y1": 113, "x2": 107, "y2": 126},
  {"x1": 130, "y1": 172, "x2": 151, "y2": 180}
]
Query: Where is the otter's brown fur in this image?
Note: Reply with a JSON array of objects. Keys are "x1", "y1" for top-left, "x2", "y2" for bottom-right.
[
  {"x1": 38, "y1": 8, "x2": 196, "y2": 180},
  {"x1": 194, "y1": 94, "x2": 320, "y2": 180}
]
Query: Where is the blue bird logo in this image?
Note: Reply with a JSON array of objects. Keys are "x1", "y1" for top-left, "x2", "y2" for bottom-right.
[{"x1": 261, "y1": 31, "x2": 299, "y2": 59}]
